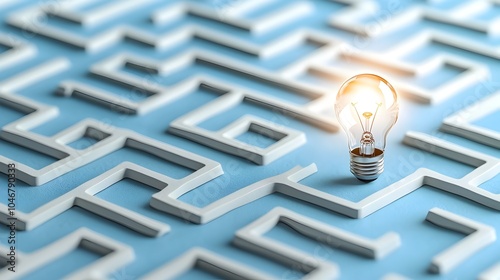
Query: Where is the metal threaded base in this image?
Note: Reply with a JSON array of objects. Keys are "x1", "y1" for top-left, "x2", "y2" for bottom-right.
[{"x1": 350, "y1": 148, "x2": 384, "y2": 181}]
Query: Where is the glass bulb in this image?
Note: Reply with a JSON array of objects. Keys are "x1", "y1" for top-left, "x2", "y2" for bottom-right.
[{"x1": 334, "y1": 74, "x2": 399, "y2": 181}]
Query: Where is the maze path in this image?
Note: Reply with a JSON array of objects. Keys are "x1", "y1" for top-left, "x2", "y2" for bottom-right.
[
  {"x1": 0, "y1": 228, "x2": 134, "y2": 280},
  {"x1": 0, "y1": 0, "x2": 499, "y2": 279}
]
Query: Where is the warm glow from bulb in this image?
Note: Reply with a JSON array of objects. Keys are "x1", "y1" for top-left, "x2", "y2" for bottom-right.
[
  {"x1": 335, "y1": 74, "x2": 398, "y2": 156},
  {"x1": 335, "y1": 74, "x2": 399, "y2": 180}
]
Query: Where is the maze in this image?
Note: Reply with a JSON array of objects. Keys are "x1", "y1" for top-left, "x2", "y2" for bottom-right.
[{"x1": 0, "y1": 0, "x2": 499, "y2": 279}]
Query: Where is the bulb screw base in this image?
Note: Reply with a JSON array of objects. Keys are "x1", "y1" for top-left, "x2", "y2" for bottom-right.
[{"x1": 350, "y1": 148, "x2": 384, "y2": 181}]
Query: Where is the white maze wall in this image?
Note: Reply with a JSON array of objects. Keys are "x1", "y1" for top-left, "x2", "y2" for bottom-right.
[{"x1": 0, "y1": 0, "x2": 499, "y2": 279}]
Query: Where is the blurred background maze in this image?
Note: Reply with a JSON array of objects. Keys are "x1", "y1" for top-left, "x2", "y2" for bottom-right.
[{"x1": 0, "y1": 0, "x2": 499, "y2": 279}]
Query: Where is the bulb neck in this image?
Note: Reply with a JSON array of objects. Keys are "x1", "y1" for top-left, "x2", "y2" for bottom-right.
[{"x1": 350, "y1": 148, "x2": 384, "y2": 181}]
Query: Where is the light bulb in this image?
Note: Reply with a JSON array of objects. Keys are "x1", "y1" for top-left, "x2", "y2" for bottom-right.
[{"x1": 334, "y1": 74, "x2": 399, "y2": 181}]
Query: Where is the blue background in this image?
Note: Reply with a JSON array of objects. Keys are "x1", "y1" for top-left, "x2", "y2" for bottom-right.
[{"x1": 0, "y1": 0, "x2": 499, "y2": 279}]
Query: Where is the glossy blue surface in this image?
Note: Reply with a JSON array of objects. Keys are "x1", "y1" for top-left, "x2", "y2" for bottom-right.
[{"x1": 0, "y1": 0, "x2": 499, "y2": 279}]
